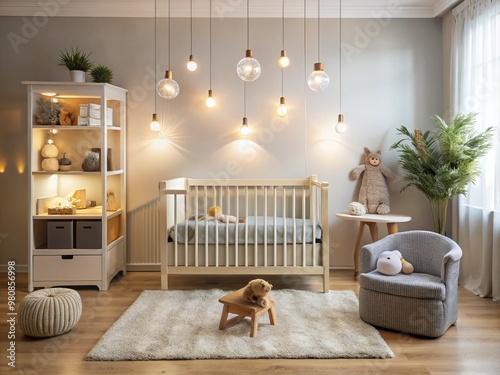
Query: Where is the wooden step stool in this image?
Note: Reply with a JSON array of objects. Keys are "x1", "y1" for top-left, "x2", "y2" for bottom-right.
[{"x1": 218, "y1": 287, "x2": 277, "y2": 338}]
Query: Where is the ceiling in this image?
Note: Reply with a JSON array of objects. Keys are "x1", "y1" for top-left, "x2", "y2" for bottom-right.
[{"x1": 0, "y1": 0, "x2": 462, "y2": 18}]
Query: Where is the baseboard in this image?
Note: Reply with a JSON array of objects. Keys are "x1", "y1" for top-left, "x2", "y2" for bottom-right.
[
  {"x1": 0, "y1": 263, "x2": 28, "y2": 272},
  {"x1": 126, "y1": 263, "x2": 161, "y2": 272}
]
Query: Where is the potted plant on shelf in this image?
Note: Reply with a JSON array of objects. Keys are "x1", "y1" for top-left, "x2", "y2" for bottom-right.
[
  {"x1": 90, "y1": 64, "x2": 113, "y2": 83},
  {"x1": 391, "y1": 112, "x2": 494, "y2": 235},
  {"x1": 58, "y1": 46, "x2": 93, "y2": 82}
]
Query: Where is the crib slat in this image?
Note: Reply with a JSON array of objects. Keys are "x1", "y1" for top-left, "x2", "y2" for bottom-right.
[
  {"x1": 292, "y1": 187, "x2": 296, "y2": 267},
  {"x1": 273, "y1": 187, "x2": 277, "y2": 266},
  {"x1": 194, "y1": 187, "x2": 198, "y2": 267},
  {"x1": 263, "y1": 186, "x2": 268, "y2": 267},
  {"x1": 254, "y1": 186, "x2": 258, "y2": 267},
  {"x1": 311, "y1": 181, "x2": 317, "y2": 266},
  {"x1": 184, "y1": 192, "x2": 188, "y2": 264},
  {"x1": 302, "y1": 187, "x2": 306, "y2": 266},
  {"x1": 244, "y1": 186, "x2": 249, "y2": 267},
  {"x1": 174, "y1": 195, "x2": 178, "y2": 267},
  {"x1": 282, "y1": 187, "x2": 287, "y2": 267},
  {"x1": 204, "y1": 186, "x2": 208, "y2": 267},
  {"x1": 235, "y1": 186, "x2": 239, "y2": 267},
  {"x1": 225, "y1": 186, "x2": 230, "y2": 267},
  {"x1": 214, "y1": 185, "x2": 219, "y2": 267}
]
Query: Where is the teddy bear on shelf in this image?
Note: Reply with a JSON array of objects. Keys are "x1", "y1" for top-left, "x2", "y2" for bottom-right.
[
  {"x1": 376, "y1": 250, "x2": 414, "y2": 276},
  {"x1": 207, "y1": 205, "x2": 245, "y2": 223},
  {"x1": 243, "y1": 278, "x2": 273, "y2": 308},
  {"x1": 349, "y1": 147, "x2": 395, "y2": 215}
]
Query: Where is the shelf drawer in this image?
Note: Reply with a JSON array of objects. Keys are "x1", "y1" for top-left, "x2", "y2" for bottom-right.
[{"x1": 33, "y1": 255, "x2": 101, "y2": 281}]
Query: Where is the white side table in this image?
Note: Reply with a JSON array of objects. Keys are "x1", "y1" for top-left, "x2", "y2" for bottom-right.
[{"x1": 336, "y1": 212, "x2": 412, "y2": 277}]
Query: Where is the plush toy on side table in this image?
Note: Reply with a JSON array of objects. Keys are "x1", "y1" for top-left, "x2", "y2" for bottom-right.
[
  {"x1": 349, "y1": 147, "x2": 395, "y2": 215},
  {"x1": 377, "y1": 250, "x2": 414, "y2": 276},
  {"x1": 243, "y1": 278, "x2": 273, "y2": 308}
]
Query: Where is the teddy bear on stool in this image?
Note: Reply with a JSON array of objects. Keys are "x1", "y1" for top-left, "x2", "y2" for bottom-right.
[
  {"x1": 243, "y1": 278, "x2": 273, "y2": 308},
  {"x1": 349, "y1": 147, "x2": 395, "y2": 215}
]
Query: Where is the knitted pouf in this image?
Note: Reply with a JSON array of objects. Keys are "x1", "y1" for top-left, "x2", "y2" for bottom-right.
[{"x1": 19, "y1": 288, "x2": 82, "y2": 337}]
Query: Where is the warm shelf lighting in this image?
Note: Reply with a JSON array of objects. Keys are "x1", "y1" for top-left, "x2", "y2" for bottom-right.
[
  {"x1": 150, "y1": 113, "x2": 160, "y2": 132},
  {"x1": 277, "y1": 97, "x2": 287, "y2": 117}
]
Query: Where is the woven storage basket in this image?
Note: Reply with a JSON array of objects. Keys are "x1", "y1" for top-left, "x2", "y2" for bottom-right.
[{"x1": 19, "y1": 288, "x2": 82, "y2": 337}]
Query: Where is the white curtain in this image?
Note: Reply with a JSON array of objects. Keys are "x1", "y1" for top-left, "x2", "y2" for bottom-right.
[{"x1": 451, "y1": 0, "x2": 500, "y2": 303}]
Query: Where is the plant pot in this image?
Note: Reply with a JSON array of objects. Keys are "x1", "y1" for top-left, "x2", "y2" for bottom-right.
[{"x1": 69, "y1": 70, "x2": 85, "y2": 82}]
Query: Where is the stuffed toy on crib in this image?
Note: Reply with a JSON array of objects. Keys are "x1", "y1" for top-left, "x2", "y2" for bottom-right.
[{"x1": 206, "y1": 206, "x2": 245, "y2": 223}]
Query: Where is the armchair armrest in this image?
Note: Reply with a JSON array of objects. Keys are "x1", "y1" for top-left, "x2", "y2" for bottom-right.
[
  {"x1": 441, "y1": 245, "x2": 462, "y2": 282},
  {"x1": 359, "y1": 237, "x2": 394, "y2": 273}
]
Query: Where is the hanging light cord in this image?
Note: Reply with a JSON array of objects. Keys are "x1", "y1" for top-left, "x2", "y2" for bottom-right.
[
  {"x1": 190, "y1": 0, "x2": 193, "y2": 55},
  {"x1": 244, "y1": 81, "x2": 246, "y2": 117},
  {"x1": 168, "y1": 0, "x2": 171, "y2": 69},
  {"x1": 339, "y1": 0, "x2": 342, "y2": 112},
  {"x1": 246, "y1": 0, "x2": 250, "y2": 49},
  {"x1": 281, "y1": 0, "x2": 285, "y2": 97},
  {"x1": 154, "y1": 0, "x2": 157, "y2": 112},
  {"x1": 281, "y1": 0, "x2": 285, "y2": 50},
  {"x1": 303, "y1": 0, "x2": 308, "y2": 177},
  {"x1": 209, "y1": 0, "x2": 212, "y2": 89},
  {"x1": 317, "y1": 0, "x2": 321, "y2": 62}
]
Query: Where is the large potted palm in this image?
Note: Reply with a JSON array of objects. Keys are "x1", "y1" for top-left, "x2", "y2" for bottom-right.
[{"x1": 391, "y1": 113, "x2": 494, "y2": 235}]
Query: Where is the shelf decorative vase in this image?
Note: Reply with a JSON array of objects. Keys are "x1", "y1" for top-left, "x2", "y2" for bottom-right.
[
  {"x1": 82, "y1": 151, "x2": 100, "y2": 171},
  {"x1": 70, "y1": 70, "x2": 85, "y2": 82}
]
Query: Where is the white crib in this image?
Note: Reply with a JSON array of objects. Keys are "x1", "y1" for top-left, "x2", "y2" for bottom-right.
[{"x1": 158, "y1": 175, "x2": 329, "y2": 292}]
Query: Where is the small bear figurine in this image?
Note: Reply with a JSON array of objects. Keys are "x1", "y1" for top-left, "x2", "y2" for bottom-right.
[
  {"x1": 350, "y1": 147, "x2": 395, "y2": 215},
  {"x1": 243, "y1": 278, "x2": 273, "y2": 308}
]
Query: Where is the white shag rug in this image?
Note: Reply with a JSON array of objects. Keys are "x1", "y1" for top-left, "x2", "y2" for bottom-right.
[{"x1": 86, "y1": 289, "x2": 394, "y2": 361}]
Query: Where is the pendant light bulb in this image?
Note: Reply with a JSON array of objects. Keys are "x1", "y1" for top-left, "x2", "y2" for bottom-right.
[
  {"x1": 150, "y1": 113, "x2": 160, "y2": 132},
  {"x1": 237, "y1": 50, "x2": 261, "y2": 82},
  {"x1": 308, "y1": 62, "x2": 330, "y2": 92},
  {"x1": 240, "y1": 117, "x2": 250, "y2": 136},
  {"x1": 278, "y1": 50, "x2": 290, "y2": 68},
  {"x1": 157, "y1": 70, "x2": 180, "y2": 99},
  {"x1": 187, "y1": 55, "x2": 197, "y2": 71},
  {"x1": 335, "y1": 114, "x2": 347, "y2": 134},
  {"x1": 277, "y1": 97, "x2": 287, "y2": 117},
  {"x1": 206, "y1": 89, "x2": 216, "y2": 108}
]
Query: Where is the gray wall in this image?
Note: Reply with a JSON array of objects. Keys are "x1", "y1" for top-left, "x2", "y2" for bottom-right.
[{"x1": 0, "y1": 16, "x2": 442, "y2": 270}]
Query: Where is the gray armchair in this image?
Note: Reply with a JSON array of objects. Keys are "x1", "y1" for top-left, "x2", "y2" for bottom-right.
[{"x1": 358, "y1": 230, "x2": 462, "y2": 337}]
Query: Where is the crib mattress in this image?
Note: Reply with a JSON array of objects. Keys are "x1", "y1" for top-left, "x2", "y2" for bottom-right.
[{"x1": 169, "y1": 216, "x2": 322, "y2": 245}]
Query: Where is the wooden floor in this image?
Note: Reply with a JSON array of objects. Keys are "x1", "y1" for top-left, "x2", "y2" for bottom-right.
[{"x1": 1, "y1": 270, "x2": 499, "y2": 375}]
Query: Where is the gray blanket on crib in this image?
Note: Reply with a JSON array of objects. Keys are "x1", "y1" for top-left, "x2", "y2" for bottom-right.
[{"x1": 169, "y1": 216, "x2": 322, "y2": 245}]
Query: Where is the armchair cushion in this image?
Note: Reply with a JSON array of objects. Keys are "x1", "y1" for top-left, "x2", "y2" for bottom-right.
[{"x1": 360, "y1": 271, "x2": 446, "y2": 300}]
